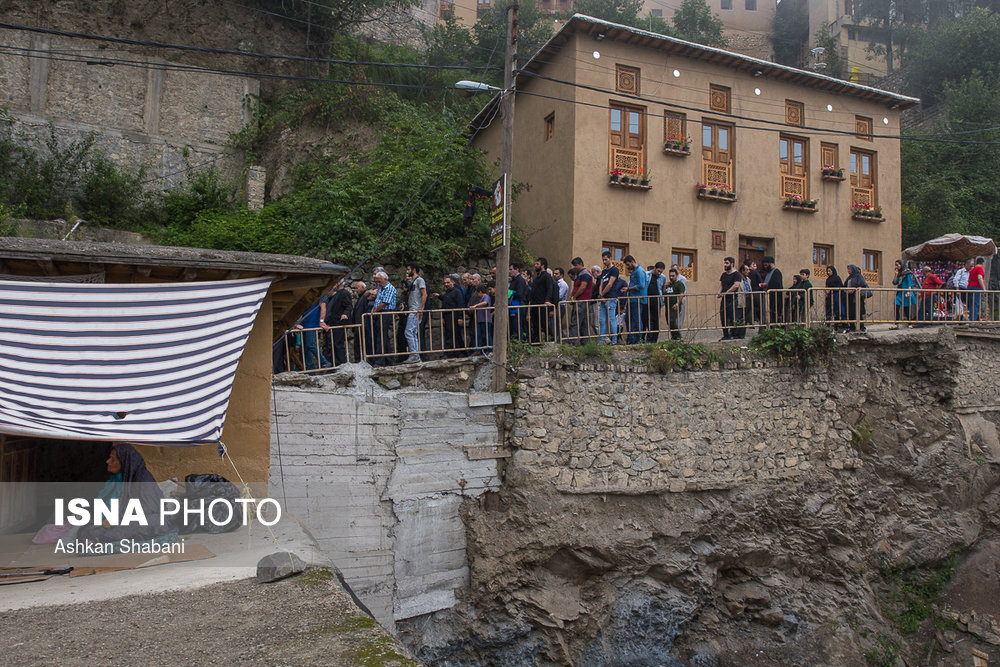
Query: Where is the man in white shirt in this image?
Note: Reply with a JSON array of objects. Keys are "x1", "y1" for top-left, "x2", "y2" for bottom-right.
[
  {"x1": 671, "y1": 263, "x2": 689, "y2": 330},
  {"x1": 954, "y1": 259, "x2": 972, "y2": 314}
]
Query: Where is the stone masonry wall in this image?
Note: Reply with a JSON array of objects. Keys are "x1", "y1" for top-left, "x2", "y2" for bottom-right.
[
  {"x1": 509, "y1": 359, "x2": 859, "y2": 494},
  {"x1": 0, "y1": 28, "x2": 257, "y2": 188}
]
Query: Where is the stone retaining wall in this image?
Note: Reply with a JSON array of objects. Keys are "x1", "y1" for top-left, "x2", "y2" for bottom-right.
[{"x1": 509, "y1": 358, "x2": 861, "y2": 494}]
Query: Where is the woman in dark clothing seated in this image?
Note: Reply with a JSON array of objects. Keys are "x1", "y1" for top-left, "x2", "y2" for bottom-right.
[{"x1": 78, "y1": 443, "x2": 176, "y2": 546}]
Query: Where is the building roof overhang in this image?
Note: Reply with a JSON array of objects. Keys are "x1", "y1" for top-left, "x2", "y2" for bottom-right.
[
  {"x1": 471, "y1": 14, "x2": 919, "y2": 133},
  {"x1": 0, "y1": 237, "x2": 348, "y2": 341}
]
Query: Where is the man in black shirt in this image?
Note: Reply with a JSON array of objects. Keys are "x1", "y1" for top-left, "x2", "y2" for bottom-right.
[
  {"x1": 761, "y1": 256, "x2": 785, "y2": 326},
  {"x1": 528, "y1": 257, "x2": 554, "y2": 342},
  {"x1": 440, "y1": 274, "x2": 467, "y2": 357},
  {"x1": 747, "y1": 260, "x2": 764, "y2": 328},
  {"x1": 321, "y1": 279, "x2": 353, "y2": 365},
  {"x1": 508, "y1": 263, "x2": 529, "y2": 340},
  {"x1": 350, "y1": 280, "x2": 374, "y2": 361},
  {"x1": 718, "y1": 256, "x2": 741, "y2": 340}
]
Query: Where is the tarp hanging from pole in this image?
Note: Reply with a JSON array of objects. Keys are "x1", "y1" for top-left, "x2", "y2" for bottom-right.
[{"x1": 0, "y1": 276, "x2": 272, "y2": 444}]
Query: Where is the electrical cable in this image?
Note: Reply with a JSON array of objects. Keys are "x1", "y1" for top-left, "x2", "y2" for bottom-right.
[{"x1": 0, "y1": 21, "x2": 501, "y2": 71}]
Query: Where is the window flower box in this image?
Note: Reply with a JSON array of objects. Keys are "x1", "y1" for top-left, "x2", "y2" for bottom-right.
[
  {"x1": 821, "y1": 167, "x2": 846, "y2": 181},
  {"x1": 663, "y1": 144, "x2": 691, "y2": 156},
  {"x1": 698, "y1": 191, "x2": 736, "y2": 202},
  {"x1": 783, "y1": 203, "x2": 818, "y2": 213},
  {"x1": 852, "y1": 212, "x2": 884, "y2": 222},
  {"x1": 609, "y1": 175, "x2": 651, "y2": 190}
]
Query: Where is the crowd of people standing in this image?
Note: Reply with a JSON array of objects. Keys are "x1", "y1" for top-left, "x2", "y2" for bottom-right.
[{"x1": 284, "y1": 251, "x2": 998, "y2": 370}]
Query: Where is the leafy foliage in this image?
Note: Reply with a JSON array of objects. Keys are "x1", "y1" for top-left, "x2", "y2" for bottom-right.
[
  {"x1": 770, "y1": 0, "x2": 808, "y2": 66},
  {"x1": 648, "y1": 340, "x2": 719, "y2": 372},
  {"x1": 749, "y1": 326, "x2": 835, "y2": 369},
  {"x1": 879, "y1": 551, "x2": 960, "y2": 637},
  {"x1": 670, "y1": 0, "x2": 726, "y2": 47}
]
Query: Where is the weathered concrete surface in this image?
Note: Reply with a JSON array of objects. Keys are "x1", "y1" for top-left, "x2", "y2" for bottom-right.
[
  {"x1": 398, "y1": 329, "x2": 1000, "y2": 666},
  {"x1": 269, "y1": 361, "x2": 502, "y2": 630}
]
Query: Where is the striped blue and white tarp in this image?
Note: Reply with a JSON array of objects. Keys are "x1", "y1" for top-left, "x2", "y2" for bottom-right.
[{"x1": 0, "y1": 276, "x2": 273, "y2": 444}]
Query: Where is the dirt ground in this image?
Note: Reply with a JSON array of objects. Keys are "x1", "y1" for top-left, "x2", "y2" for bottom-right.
[{"x1": 0, "y1": 571, "x2": 417, "y2": 666}]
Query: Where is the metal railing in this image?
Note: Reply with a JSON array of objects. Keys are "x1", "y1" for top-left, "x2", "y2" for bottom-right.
[{"x1": 280, "y1": 287, "x2": 1000, "y2": 372}]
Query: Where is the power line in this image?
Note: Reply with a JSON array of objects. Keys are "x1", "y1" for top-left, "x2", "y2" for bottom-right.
[{"x1": 0, "y1": 21, "x2": 500, "y2": 72}]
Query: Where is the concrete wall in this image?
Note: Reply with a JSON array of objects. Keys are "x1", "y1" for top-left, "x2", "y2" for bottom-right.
[
  {"x1": 475, "y1": 27, "x2": 904, "y2": 290},
  {"x1": 269, "y1": 372, "x2": 503, "y2": 629},
  {"x1": 0, "y1": 28, "x2": 257, "y2": 188}
]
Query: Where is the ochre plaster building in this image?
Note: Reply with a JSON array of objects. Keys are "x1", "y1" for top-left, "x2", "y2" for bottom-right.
[{"x1": 472, "y1": 15, "x2": 918, "y2": 291}]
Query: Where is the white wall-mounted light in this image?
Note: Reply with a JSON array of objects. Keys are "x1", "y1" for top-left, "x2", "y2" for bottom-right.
[
  {"x1": 827, "y1": 104, "x2": 833, "y2": 111},
  {"x1": 754, "y1": 87, "x2": 761, "y2": 95},
  {"x1": 593, "y1": 51, "x2": 600, "y2": 59},
  {"x1": 882, "y1": 117, "x2": 889, "y2": 124},
  {"x1": 673, "y1": 69, "x2": 680, "y2": 78}
]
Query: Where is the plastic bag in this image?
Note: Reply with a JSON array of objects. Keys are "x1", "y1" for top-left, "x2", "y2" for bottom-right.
[{"x1": 182, "y1": 473, "x2": 242, "y2": 534}]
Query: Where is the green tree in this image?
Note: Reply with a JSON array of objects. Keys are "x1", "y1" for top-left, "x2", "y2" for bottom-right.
[
  {"x1": 771, "y1": 0, "x2": 809, "y2": 66},
  {"x1": 671, "y1": 0, "x2": 726, "y2": 48},
  {"x1": 473, "y1": 0, "x2": 555, "y2": 70}
]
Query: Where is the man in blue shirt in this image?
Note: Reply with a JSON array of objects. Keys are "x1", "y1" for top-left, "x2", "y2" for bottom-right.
[
  {"x1": 598, "y1": 251, "x2": 620, "y2": 344},
  {"x1": 623, "y1": 255, "x2": 649, "y2": 344},
  {"x1": 294, "y1": 299, "x2": 331, "y2": 371},
  {"x1": 370, "y1": 270, "x2": 397, "y2": 366}
]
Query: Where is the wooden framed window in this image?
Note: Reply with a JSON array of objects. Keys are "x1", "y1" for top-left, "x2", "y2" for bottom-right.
[
  {"x1": 664, "y1": 111, "x2": 686, "y2": 145},
  {"x1": 855, "y1": 115, "x2": 873, "y2": 141},
  {"x1": 746, "y1": 0, "x2": 756, "y2": 9},
  {"x1": 701, "y1": 120, "x2": 734, "y2": 188},
  {"x1": 721, "y1": 0, "x2": 732, "y2": 8},
  {"x1": 821, "y1": 142, "x2": 839, "y2": 169},
  {"x1": 709, "y1": 85, "x2": 731, "y2": 113},
  {"x1": 813, "y1": 244, "x2": 833, "y2": 279},
  {"x1": 603, "y1": 241, "x2": 629, "y2": 275},
  {"x1": 672, "y1": 248, "x2": 697, "y2": 281},
  {"x1": 609, "y1": 102, "x2": 646, "y2": 177},
  {"x1": 616, "y1": 65, "x2": 640, "y2": 96},
  {"x1": 712, "y1": 230, "x2": 726, "y2": 251},
  {"x1": 440, "y1": 0, "x2": 454, "y2": 18},
  {"x1": 476, "y1": 0, "x2": 491, "y2": 16},
  {"x1": 544, "y1": 112, "x2": 554, "y2": 141},
  {"x1": 779, "y1": 135, "x2": 808, "y2": 199},
  {"x1": 651, "y1": 8, "x2": 662, "y2": 16},
  {"x1": 850, "y1": 148, "x2": 877, "y2": 209},
  {"x1": 641, "y1": 223, "x2": 660, "y2": 243},
  {"x1": 862, "y1": 249, "x2": 881, "y2": 285},
  {"x1": 785, "y1": 100, "x2": 804, "y2": 126}
]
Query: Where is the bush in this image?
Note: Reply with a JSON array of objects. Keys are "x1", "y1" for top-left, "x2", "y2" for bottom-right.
[
  {"x1": 164, "y1": 208, "x2": 297, "y2": 254},
  {"x1": 648, "y1": 340, "x2": 716, "y2": 372},
  {"x1": 749, "y1": 326, "x2": 835, "y2": 369},
  {"x1": 161, "y1": 169, "x2": 238, "y2": 229},
  {"x1": 78, "y1": 152, "x2": 153, "y2": 229}
]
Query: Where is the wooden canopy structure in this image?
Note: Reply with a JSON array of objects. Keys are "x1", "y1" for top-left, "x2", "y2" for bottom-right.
[{"x1": 0, "y1": 238, "x2": 347, "y2": 341}]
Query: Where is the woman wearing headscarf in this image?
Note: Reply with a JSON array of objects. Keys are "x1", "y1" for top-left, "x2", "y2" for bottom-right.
[
  {"x1": 825, "y1": 265, "x2": 844, "y2": 327},
  {"x1": 78, "y1": 443, "x2": 174, "y2": 546},
  {"x1": 891, "y1": 259, "x2": 918, "y2": 328},
  {"x1": 844, "y1": 264, "x2": 870, "y2": 332}
]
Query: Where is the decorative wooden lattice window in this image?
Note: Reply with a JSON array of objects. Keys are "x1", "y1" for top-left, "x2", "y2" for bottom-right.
[
  {"x1": 712, "y1": 231, "x2": 726, "y2": 251},
  {"x1": 616, "y1": 65, "x2": 640, "y2": 96},
  {"x1": 821, "y1": 142, "x2": 839, "y2": 169},
  {"x1": 664, "y1": 111, "x2": 686, "y2": 145},
  {"x1": 785, "y1": 100, "x2": 804, "y2": 126},
  {"x1": 672, "y1": 249, "x2": 697, "y2": 281},
  {"x1": 440, "y1": 0, "x2": 454, "y2": 18},
  {"x1": 641, "y1": 223, "x2": 660, "y2": 243},
  {"x1": 609, "y1": 102, "x2": 646, "y2": 178},
  {"x1": 779, "y1": 135, "x2": 808, "y2": 199},
  {"x1": 855, "y1": 115, "x2": 873, "y2": 141},
  {"x1": 544, "y1": 112, "x2": 554, "y2": 141},
  {"x1": 709, "y1": 85, "x2": 731, "y2": 114},
  {"x1": 602, "y1": 242, "x2": 629, "y2": 277},
  {"x1": 862, "y1": 249, "x2": 881, "y2": 285},
  {"x1": 701, "y1": 121, "x2": 734, "y2": 188},
  {"x1": 813, "y1": 244, "x2": 834, "y2": 280},
  {"x1": 850, "y1": 148, "x2": 877, "y2": 208}
]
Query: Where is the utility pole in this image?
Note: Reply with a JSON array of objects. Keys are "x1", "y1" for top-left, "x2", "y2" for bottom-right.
[{"x1": 491, "y1": 3, "x2": 517, "y2": 394}]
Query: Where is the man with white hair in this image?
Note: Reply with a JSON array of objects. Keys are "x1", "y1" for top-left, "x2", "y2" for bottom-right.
[{"x1": 370, "y1": 271, "x2": 397, "y2": 366}]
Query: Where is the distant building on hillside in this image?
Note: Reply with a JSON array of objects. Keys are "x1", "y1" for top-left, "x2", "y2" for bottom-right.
[{"x1": 471, "y1": 14, "x2": 918, "y2": 291}]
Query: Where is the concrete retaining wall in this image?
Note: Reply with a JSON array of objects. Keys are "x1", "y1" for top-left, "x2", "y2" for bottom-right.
[{"x1": 269, "y1": 372, "x2": 503, "y2": 629}]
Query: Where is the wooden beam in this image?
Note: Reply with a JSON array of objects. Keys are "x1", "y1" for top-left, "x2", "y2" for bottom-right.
[
  {"x1": 181, "y1": 268, "x2": 199, "y2": 281},
  {"x1": 270, "y1": 276, "x2": 335, "y2": 292},
  {"x1": 35, "y1": 258, "x2": 57, "y2": 275}
]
